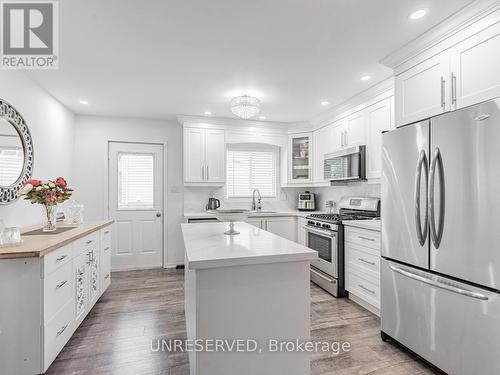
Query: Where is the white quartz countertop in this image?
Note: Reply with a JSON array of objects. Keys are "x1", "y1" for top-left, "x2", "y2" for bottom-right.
[
  {"x1": 342, "y1": 219, "x2": 381, "y2": 232},
  {"x1": 181, "y1": 221, "x2": 318, "y2": 269},
  {"x1": 184, "y1": 210, "x2": 324, "y2": 220}
]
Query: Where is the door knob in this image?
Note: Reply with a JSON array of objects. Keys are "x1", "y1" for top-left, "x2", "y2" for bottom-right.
[{"x1": 156, "y1": 212, "x2": 162, "y2": 217}]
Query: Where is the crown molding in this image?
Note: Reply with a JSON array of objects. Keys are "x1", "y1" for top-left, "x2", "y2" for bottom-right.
[
  {"x1": 309, "y1": 77, "x2": 395, "y2": 129},
  {"x1": 177, "y1": 114, "x2": 310, "y2": 134},
  {"x1": 381, "y1": 0, "x2": 500, "y2": 70}
]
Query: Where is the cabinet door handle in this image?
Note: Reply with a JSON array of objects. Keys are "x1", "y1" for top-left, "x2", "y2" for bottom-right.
[
  {"x1": 358, "y1": 235, "x2": 375, "y2": 242},
  {"x1": 104, "y1": 230, "x2": 110, "y2": 235},
  {"x1": 440, "y1": 76, "x2": 446, "y2": 109},
  {"x1": 206, "y1": 165, "x2": 209, "y2": 180},
  {"x1": 104, "y1": 273, "x2": 110, "y2": 280},
  {"x1": 344, "y1": 131, "x2": 348, "y2": 146},
  {"x1": 56, "y1": 255, "x2": 67, "y2": 262},
  {"x1": 451, "y1": 73, "x2": 457, "y2": 106},
  {"x1": 56, "y1": 280, "x2": 68, "y2": 289},
  {"x1": 201, "y1": 165, "x2": 204, "y2": 180},
  {"x1": 358, "y1": 284, "x2": 376, "y2": 294},
  {"x1": 358, "y1": 258, "x2": 375, "y2": 266},
  {"x1": 85, "y1": 240, "x2": 93, "y2": 245},
  {"x1": 56, "y1": 324, "x2": 68, "y2": 337},
  {"x1": 104, "y1": 246, "x2": 110, "y2": 252}
]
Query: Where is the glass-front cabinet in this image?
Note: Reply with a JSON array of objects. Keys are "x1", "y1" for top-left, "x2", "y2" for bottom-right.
[{"x1": 288, "y1": 132, "x2": 312, "y2": 184}]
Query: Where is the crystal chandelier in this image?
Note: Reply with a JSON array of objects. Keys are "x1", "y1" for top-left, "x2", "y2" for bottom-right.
[{"x1": 230, "y1": 95, "x2": 261, "y2": 119}]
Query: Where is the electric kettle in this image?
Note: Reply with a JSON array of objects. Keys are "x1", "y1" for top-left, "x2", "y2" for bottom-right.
[{"x1": 206, "y1": 197, "x2": 221, "y2": 210}]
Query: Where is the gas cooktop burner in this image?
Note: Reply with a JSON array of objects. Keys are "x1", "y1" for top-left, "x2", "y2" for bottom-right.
[{"x1": 306, "y1": 213, "x2": 377, "y2": 223}]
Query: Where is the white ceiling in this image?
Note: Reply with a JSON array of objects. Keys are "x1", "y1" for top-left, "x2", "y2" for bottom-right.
[{"x1": 27, "y1": 0, "x2": 473, "y2": 122}]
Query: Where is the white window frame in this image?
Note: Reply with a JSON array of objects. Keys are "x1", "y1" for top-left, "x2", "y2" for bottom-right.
[
  {"x1": 117, "y1": 151, "x2": 156, "y2": 210},
  {"x1": 225, "y1": 143, "x2": 280, "y2": 201}
]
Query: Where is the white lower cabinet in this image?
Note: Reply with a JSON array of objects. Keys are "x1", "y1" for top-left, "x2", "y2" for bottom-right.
[
  {"x1": 245, "y1": 216, "x2": 297, "y2": 242},
  {"x1": 345, "y1": 226, "x2": 381, "y2": 315},
  {"x1": 0, "y1": 224, "x2": 113, "y2": 374},
  {"x1": 297, "y1": 217, "x2": 307, "y2": 245}
]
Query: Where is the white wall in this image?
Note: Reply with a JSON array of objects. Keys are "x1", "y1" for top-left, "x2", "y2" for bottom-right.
[
  {"x1": 73, "y1": 115, "x2": 184, "y2": 267},
  {"x1": 184, "y1": 186, "x2": 303, "y2": 213},
  {"x1": 0, "y1": 71, "x2": 75, "y2": 227},
  {"x1": 312, "y1": 183, "x2": 381, "y2": 212}
]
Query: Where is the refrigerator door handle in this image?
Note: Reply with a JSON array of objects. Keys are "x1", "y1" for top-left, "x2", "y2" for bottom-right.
[
  {"x1": 389, "y1": 265, "x2": 489, "y2": 301},
  {"x1": 429, "y1": 147, "x2": 445, "y2": 249},
  {"x1": 415, "y1": 150, "x2": 428, "y2": 246}
]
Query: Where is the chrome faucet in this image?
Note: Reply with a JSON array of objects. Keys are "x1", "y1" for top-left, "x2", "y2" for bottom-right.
[{"x1": 252, "y1": 189, "x2": 262, "y2": 211}]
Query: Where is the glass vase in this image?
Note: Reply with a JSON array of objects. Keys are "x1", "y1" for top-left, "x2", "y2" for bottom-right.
[{"x1": 41, "y1": 204, "x2": 58, "y2": 232}]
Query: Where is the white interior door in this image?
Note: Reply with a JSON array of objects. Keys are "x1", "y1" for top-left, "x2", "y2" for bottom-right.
[{"x1": 108, "y1": 142, "x2": 164, "y2": 271}]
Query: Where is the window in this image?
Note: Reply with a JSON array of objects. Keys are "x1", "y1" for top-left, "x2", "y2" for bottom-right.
[
  {"x1": 0, "y1": 148, "x2": 23, "y2": 186},
  {"x1": 117, "y1": 153, "x2": 154, "y2": 209},
  {"x1": 226, "y1": 144, "x2": 278, "y2": 198}
]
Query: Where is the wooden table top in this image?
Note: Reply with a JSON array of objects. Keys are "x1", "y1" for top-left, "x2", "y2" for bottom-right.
[{"x1": 0, "y1": 220, "x2": 113, "y2": 259}]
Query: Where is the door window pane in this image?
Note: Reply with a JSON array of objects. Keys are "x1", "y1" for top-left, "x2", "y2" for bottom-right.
[{"x1": 117, "y1": 153, "x2": 154, "y2": 209}]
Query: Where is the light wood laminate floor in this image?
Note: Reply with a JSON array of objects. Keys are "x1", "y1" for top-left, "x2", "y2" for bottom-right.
[{"x1": 46, "y1": 269, "x2": 438, "y2": 375}]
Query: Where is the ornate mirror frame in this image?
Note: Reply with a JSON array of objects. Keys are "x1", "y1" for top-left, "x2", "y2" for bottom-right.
[{"x1": 0, "y1": 99, "x2": 34, "y2": 204}]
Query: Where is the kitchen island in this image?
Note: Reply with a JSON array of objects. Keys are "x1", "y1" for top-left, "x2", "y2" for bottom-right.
[{"x1": 181, "y1": 221, "x2": 317, "y2": 375}]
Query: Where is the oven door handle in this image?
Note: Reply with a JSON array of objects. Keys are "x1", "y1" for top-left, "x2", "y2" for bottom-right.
[{"x1": 304, "y1": 226, "x2": 337, "y2": 237}]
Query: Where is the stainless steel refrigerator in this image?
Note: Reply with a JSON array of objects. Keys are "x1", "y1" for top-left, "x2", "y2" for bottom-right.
[{"x1": 381, "y1": 98, "x2": 500, "y2": 375}]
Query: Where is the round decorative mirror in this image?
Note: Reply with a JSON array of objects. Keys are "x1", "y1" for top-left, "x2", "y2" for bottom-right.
[{"x1": 0, "y1": 100, "x2": 34, "y2": 204}]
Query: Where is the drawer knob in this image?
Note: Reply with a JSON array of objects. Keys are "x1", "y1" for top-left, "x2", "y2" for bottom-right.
[
  {"x1": 104, "y1": 231, "x2": 110, "y2": 234},
  {"x1": 358, "y1": 284, "x2": 376, "y2": 294},
  {"x1": 85, "y1": 240, "x2": 93, "y2": 245},
  {"x1": 104, "y1": 273, "x2": 110, "y2": 280},
  {"x1": 358, "y1": 236, "x2": 375, "y2": 242},
  {"x1": 104, "y1": 246, "x2": 110, "y2": 252},
  {"x1": 56, "y1": 255, "x2": 67, "y2": 262},
  {"x1": 56, "y1": 324, "x2": 68, "y2": 337},
  {"x1": 56, "y1": 280, "x2": 68, "y2": 289},
  {"x1": 358, "y1": 258, "x2": 375, "y2": 266}
]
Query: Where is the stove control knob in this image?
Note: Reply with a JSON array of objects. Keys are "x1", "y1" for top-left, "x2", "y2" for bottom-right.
[
  {"x1": 307, "y1": 220, "x2": 314, "y2": 225},
  {"x1": 322, "y1": 224, "x2": 331, "y2": 229}
]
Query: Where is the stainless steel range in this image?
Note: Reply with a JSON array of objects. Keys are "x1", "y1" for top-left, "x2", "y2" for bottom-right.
[{"x1": 305, "y1": 197, "x2": 380, "y2": 297}]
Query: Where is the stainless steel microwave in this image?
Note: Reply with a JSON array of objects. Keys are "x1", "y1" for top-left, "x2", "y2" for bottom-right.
[{"x1": 323, "y1": 145, "x2": 366, "y2": 182}]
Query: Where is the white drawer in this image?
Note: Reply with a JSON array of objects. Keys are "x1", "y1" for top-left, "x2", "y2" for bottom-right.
[
  {"x1": 347, "y1": 243, "x2": 380, "y2": 281},
  {"x1": 345, "y1": 226, "x2": 380, "y2": 251},
  {"x1": 101, "y1": 232, "x2": 111, "y2": 254},
  {"x1": 101, "y1": 226, "x2": 111, "y2": 245},
  {"x1": 44, "y1": 260, "x2": 74, "y2": 323},
  {"x1": 74, "y1": 232, "x2": 99, "y2": 256},
  {"x1": 43, "y1": 243, "x2": 73, "y2": 277},
  {"x1": 348, "y1": 270, "x2": 380, "y2": 309},
  {"x1": 43, "y1": 300, "x2": 74, "y2": 372}
]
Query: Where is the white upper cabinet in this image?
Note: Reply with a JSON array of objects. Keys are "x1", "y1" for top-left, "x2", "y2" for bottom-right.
[
  {"x1": 204, "y1": 129, "x2": 225, "y2": 183},
  {"x1": 395, "y1": 52, "x2": 450, "y2": 127},
  {"x1": 184, "y1": 127, "x2": 205, "y2": 182},
  {"x1": 184, "y1": 127, "x2": 225, "y2": 184},
  {"x1": 345, "y1": 111, "x2": 366, "y2": 147},
  {"x1": 394, "y1": 9, "x2": 500, "y2": 127},
  {"x1": 366, "y1": 97, "x2": 393, "y2": 181},
  {"x1": 313, "y1": 125, "x2": 333, "y2": 183},
  {"x1": 330, "y1": 120, "x2": 345, "y2": 150},
  {"x1": 288, "y1": 133, "x2": 312, "y2": 184},
  {"x1": 451, "y1": 21, "x2": 500, "y2": 110}
]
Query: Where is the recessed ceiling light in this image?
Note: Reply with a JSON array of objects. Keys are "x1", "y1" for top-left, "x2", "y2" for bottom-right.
[
  {"x1": 204, "y1": 111, "x2": 212, "y2": 116},
  {"x1": 361, "y1": 75, "x2": 372, "y2": 81},
  {"x1": 409, "y1": 8, "x2": 428, "y2": 20},
  {"x1": 259, "y1": 116, "x2": 266, "y2": 120},
  {"x1": 321, "y1": 100, "x2": 329, "y2": 106},
  {"x1": 79, "y1": 99, "x2": 89, "y2": 105}
]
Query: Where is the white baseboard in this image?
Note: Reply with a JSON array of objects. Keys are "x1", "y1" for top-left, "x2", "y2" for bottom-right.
[{"x1": 349, "y1": 293, "x2": 380, "y2": 317}]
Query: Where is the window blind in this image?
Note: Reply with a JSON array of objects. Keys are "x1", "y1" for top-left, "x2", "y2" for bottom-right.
[
  {"x1": 117, "y1": 153, "x2": 154, "y2": 209},
  {"x1": 226, "y1": 146, "x2": 277, "y2": 198}
]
